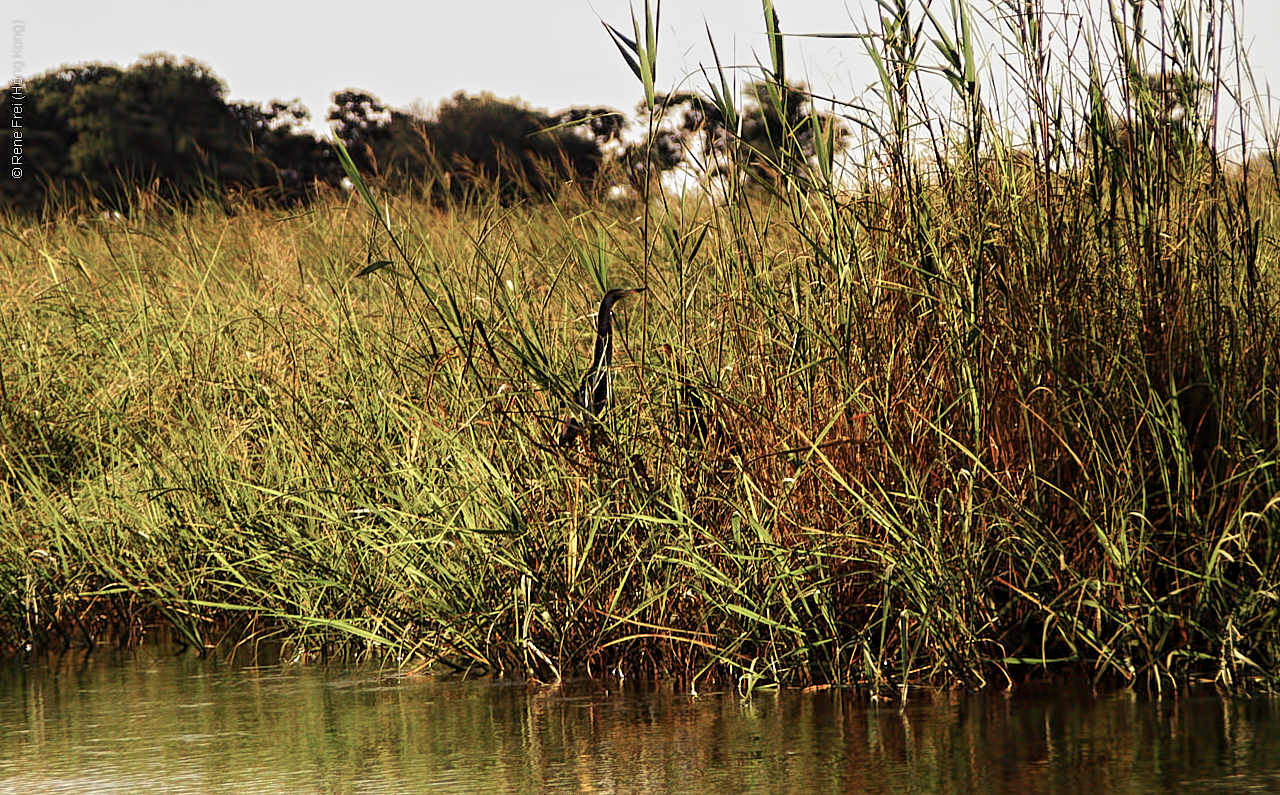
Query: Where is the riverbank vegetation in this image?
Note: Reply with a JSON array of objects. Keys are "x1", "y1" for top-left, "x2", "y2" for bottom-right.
[{"x1": 3, "y1": 0, "x2": 1279, "y2": 694}]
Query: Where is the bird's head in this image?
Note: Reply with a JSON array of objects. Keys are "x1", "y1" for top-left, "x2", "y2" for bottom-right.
[{"x1": 600, "y1": 286, "x2": 646, "y2": 311}]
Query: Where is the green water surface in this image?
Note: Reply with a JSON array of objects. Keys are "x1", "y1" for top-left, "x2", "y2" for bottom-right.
[{"x1": 1, "y1": 647, "x2": 1277, "y2": 794}]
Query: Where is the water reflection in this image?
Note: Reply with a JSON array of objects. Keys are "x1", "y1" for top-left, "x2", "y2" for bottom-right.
[{"x1": 0, "y1": 647, "x2": 1277, "y2": 794}]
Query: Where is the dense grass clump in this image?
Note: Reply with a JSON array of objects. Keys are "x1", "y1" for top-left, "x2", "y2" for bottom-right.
[{"x1": 2, "y1": 0, "x2": 1279, "y2": 693}]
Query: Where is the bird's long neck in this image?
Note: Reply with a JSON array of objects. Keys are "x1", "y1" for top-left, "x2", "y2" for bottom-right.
[
  {"x1": 578, "y1": 296, "x2": 622, "y2": 411},
  {"x1": 588, "y1": 327, "x2": 612, "y2": 375}
]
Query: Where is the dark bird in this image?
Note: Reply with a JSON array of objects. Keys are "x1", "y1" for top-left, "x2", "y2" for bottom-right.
[{"x1": 557, "y1": 287, "x2": 645, "y2": 446}]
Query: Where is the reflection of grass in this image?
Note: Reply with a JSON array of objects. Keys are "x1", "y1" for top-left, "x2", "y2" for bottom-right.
[{"x1": 2, "y1": 2, "x2": 1279, "y2": 694}]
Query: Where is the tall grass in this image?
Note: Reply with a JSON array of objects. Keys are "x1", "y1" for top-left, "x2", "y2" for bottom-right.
[{"x1": 2, "y1": 0, "x2": 1279, "y2": 693}]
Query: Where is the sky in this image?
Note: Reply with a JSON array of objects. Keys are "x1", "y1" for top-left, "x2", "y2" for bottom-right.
[{"x1": 9, "y1": 1, "x2": 1280, "y2": 141}]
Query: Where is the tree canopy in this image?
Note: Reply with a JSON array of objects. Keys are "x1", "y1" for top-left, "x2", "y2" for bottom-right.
[{"x1": 1, "y1": 52, "x2": 847, "y2": 213}]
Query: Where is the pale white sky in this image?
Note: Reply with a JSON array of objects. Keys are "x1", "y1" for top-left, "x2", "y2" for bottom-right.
[{"x1": 10, "y1": 1, "x2": 1280, "y2": 142}]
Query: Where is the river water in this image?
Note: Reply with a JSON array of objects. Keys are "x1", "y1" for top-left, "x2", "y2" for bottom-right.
[{"x1": 1, "y1": 646, "x2": 1278, "y2": 794}]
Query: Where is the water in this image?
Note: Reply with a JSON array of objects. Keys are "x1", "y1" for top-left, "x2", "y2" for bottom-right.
[{"x1": 2, "y1": 646, "x2": 1279, "y2": 794}]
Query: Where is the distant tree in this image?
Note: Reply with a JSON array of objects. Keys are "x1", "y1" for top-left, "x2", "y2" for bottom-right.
[
  {"x1": 1, "y1": 63, "x2": 123, "y2": 209},
  {"x1": 556, "y1": 107, "x2": 629, "y2": 145},
  {"x1": 612, "y1": 92, "x2": 722, "y2": 191},
  {"x1": 619, "y1": 81, "x2": 846, "y2": 194},
  {"x1": 59, "y1": 53, "x2": 257, "y2": 204},
  {"x1": 2, "y1": 56, "x2": 354, "y2": 212},
  {"x1": 337, "y1": 92, "x2": 618, "y2": 203},
  {"x1": 232, "y1": 98, "x2": 336, "y2": 201},
  {"x1": 739, "y1": 81, "x2": 826, "y2": 178},
  {"x1": 327, "y1": 90, "x2": 393, "y2": 173},
  {"x1": 422, "y1": 92, "x2": 604, "y2": 200},
  {"x1": 1105, "y1": 69, "x2": 1212, "y2": 176}
]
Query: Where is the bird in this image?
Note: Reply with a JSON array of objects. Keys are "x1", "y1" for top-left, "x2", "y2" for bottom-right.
[{"x1": 557, "y1": 287, "x2": 646, "y2": 446}]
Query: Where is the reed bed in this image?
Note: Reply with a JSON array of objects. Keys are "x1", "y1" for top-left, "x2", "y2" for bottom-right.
[{"x1": 2, "y1": 0, "x2": 1279, "y2": 693}]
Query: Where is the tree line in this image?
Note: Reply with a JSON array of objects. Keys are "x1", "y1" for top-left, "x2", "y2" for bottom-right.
[{"x1": 1, "y1": 53, "x2": 845, "y2": 212}]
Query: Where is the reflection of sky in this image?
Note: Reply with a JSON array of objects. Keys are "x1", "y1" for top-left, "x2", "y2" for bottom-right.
[{"x1": 10, "y1": 1, "x2": 1278, "y2": 150}]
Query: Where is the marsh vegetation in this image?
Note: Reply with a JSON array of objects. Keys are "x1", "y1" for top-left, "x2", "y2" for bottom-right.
[{"x1": 2, "y1": 0, "x2": 1278, "y2": 694}]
